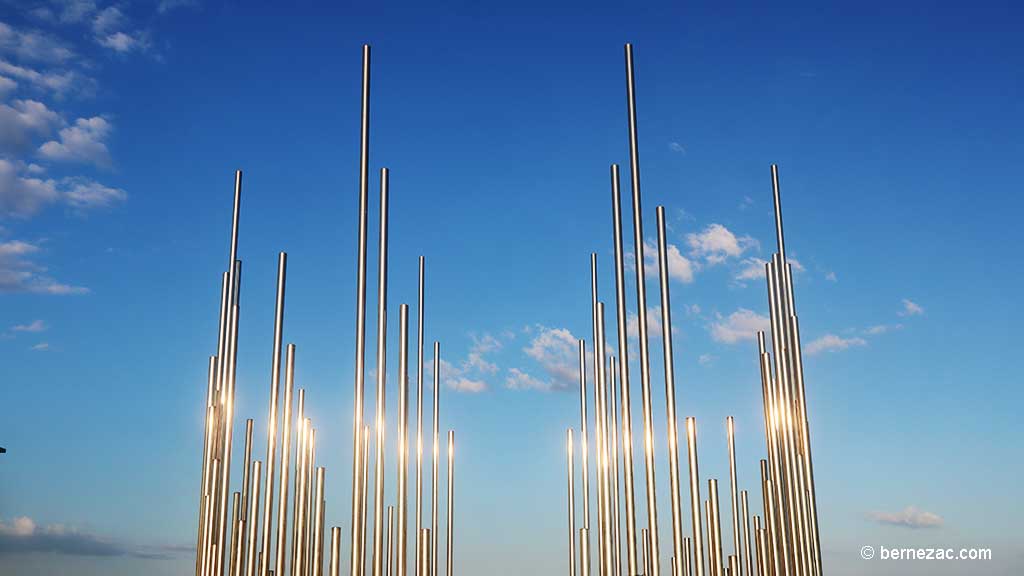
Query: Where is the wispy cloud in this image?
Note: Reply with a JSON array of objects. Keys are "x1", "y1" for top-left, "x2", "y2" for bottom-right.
[
  {"x1": 0, "y1": 239, "x2": 88, "y2": 294},
  {"x1": 38, "y1": 116, "x2": 113, "y2": 167},
  {"x1": 668, "y1": 141, "x2": 686, "y2": 154},
  {"x1": 11, "y1": 319, "x2": 46, "y2": 332},
  {"x1": 504, "y1": 367, "x2": 550, "y2": 391},
  {"x1": 869, "y1": 507, "x2": 943, "y2": 529},
  {"x1": 686, "y1": 223, "x2": 759, "y2": 266},
  {"x1": 804, "y1": 334, "x2": 866, "y2": 355},
  {"x1": 825, "y1": 271, "x2": 837, "y2": 282},
  {"x1": 425, "y1": 333, "x2": 502, "y2": 393},
  {"x1": 0, "y1": 516, "x2": 189, "y2": 559},
  {"x1": 31, "y1": 341, "x2": 49, "y2": 351},
  {"x1": 899, "y1": 299, "x2": 924, "y2": 317},
  {"x1": 710, "y1": 309, "x2": 769, "y2": 344},
  {"x1": 698, "y1": 353, "x2": 715, "y2": 366},
  {"x1": 864, "y1": 324, "x2": 902, "y2": 335},
  {"x1": 517, "y1": 325, "x2": 583, "y2": 391}
]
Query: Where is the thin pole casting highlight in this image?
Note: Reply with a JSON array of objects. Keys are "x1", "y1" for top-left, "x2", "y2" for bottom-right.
[
  {"x1": 397, "y1": 304, "x2": 410, "y2": 576},
  {"x1": 445, "y1": 430, "x2": 455, "y2": 576},
  {"x1": 275, "y1": 344, "x2": 297, "y2": 576},
  {"x1": 415, "y1": 257, "x2": 425, "y2": 576},
  {"x1": 567, "y1": 428, "x2": 577, "y2": 576},
  {"x1": 371, "y1": 167, "x2": 390, "y2": 576},
  {"x1": 431, "y1": 341, "x2": 441, "y2": 576},
  {"x1": 259, "y1": 251, "x2": 287, "y2": 576}
]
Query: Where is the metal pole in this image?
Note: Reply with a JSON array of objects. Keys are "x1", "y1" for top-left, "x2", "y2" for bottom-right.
[
  {"x1": 590, "y1": 256, "x2": 607, "y2": 576},
  {"x1": 371, "y1": 167, "x2": 390, "y2": 576},
  {"x1": 350, "y1": 44, "x2": 372, "y2": 576},
  {"x1": 386, "y1": 507, "x2": 395, "y2": 576},
  {"x1": 741, "y1": 491, "x2": 753, "y2": 576},
  {"x1": 655, "y1": 205, "x2": 686, "y2": 576},
  {"x1": 577, "y1": 338, "x2": 592, "y2": 571},
  {"x1": 431, "y1": 342, "x2": 440, "y2": 576},
  {"x1": 245, "y1": 461, "x2": 262, "y2": 576},
  {"x1": 275, "y1": 344, "x2": 297, "y2": 576},
  {"x1": 709, "y1": 480, "x2": 723, "y2": 576},
  {"x1": 685, "y1": 418, "x2": 706, "y2": 576},
  {"x1": 624, "y1": 42, "x2": 660, "y2": 576},
  {"x1": 609, "y1": 357, "x2": 622, "y2": 576},
  {"x1": 312, "y1": 468, "x2": 326, "y2": 576},
  {"x1": 331, "y1": 527, "x2": 342, "y2": 576},
  {"x1": 567, "y1": 428, "x2": 577, "y2": 576},
  {"x1": 445, "y1": 431, "x2": 454, "y2": 576},
  {"x1": 260, "y1": 252, "x2": 288, "y2": 576},
  {"x1": 415, "y1": 258, "x2": 425, "y2": 576},
  {"x1": 609, "y1": 163, "x2": 638, "y2": 576},
  {"x1": 726, "y1": 418, "x2": 740, "y2": 576},
  {"x1": 397, "y1": 304, "x2": 411, "y2": 576}
]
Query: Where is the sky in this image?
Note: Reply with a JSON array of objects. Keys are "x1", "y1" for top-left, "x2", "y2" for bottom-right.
[{"x1": 0, "y1": 1, "x2": 1022, "y2": 575}]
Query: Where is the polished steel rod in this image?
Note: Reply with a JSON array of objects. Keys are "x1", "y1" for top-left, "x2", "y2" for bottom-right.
[
  {"x1": 293, "y1": 417, "x2": 310, "y2": 576},
  {"x1": 215, "y1": 263, "x2": 242, "y2": 576},
  {"x1": 431, "y1": 342, "x2": 440, "y2": 576},
  {"x1": 275, "y1": 344, "x2": 297, "y2": 576},
  {"x1": 625, "y1": 42, "x2": 661, "y2": 576},
  {"x1": 741, "y1": 491, "x2": 753, "y2": 576},
  {"x1": 229, "y1": 492, "x2": 242, "y2": 576},
  {"x1": 260, "y1": 252, "x2": 288, "y2": 576},
  {"x1": 241, "y1": 420, "x2": 255, "y2": 539},
  {"x1": 567, "y1": 428, "x2": 577, "y2": 576},
  {"x1": 641, "y1": 528, "x2": 649, "y2": 576},
  {"x1": 397, "y1": 304, "x2": 411, "y2": 576},
  {"x1": 655, "y1": 206, "x2": 686, "y2": 576},
  {"x1": 609, "y1": 162, "x2": 638, "y2": 576},
  {"x1": 245, "y1": 461, "x2": 262, "y2": 576},
  {"x1": 371, "y1": 167, "x2": 390, "y2": 576},
  {"x1": 350, "y1": 43, "x2": 372, "y2": 576},
  {"x1": 196, "y1": 355, "x2": 219, "y2": 576},
  {"x1": 589, "y1": 256, "x2": 607, "y2": 576},
  {"x1": 445, "y1": 430, "x2": 454, "y2": 576},
  {"x1": 685, "y1": 418, "x2": 706, "y2": 576},
  {"x1": 596, "y1": 302, "x2": 614, "y2": 576},
  {"x1": 608, "y1": 357, "x2": 622, "y2": 576},
  {"x1": 577, "y1": 338, "x2": 591, "y2": 539},
  {"x1": 312, "y1": 468, "x2": 326, "y2": 576},
  {"x1": 415, "y1": 258, "x2": 425, "y2": 576},
  {"x1": 726, "y1": 417, "x2": 740, "y2": 576},
  {"x1": 386, "y1": 506, "x2": 395, "y2": 576},
  {"x1": 581, "y1": 529, "x2": 592, "y2": 576},
  {"x1": 331, "y1": 527, "x2": 342, "y2": 576}
]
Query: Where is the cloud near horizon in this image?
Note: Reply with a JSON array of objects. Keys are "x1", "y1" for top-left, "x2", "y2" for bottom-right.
[
  {"x1": 869, "y1": 507, "x2": 943, "y2": 529},
  {"x1": 0, "y1": 516, "x2": 189, "y2": 559}
]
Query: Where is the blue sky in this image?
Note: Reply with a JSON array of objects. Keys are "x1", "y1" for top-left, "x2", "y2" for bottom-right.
[{"x1": 0, "y1": 1, "x2": 1022, "y2": 575}]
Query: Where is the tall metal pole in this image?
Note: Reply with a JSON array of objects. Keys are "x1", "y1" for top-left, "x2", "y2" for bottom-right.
[
  {"x1": 431, "y1": 342, "x2": 440, "y2": 576},
  {"x1": 624, "y1": 42, "x2": 660, "y2": 576},
  {"x1": 608, "y1": 357, "x2": 622, "y2": 576},
  {"x1": 596, "y1": 302, "x2": 614, "y2": 576},
  {"x1": 590, "y1": 256, "x2": 607, "y2": 576},
  {"x1": 397, "y1": 304, "x2": 411, "y2": 576},
  {"x1": 656, "y1": 206, "x2": 686, "y2": 576},
  {"x1": 567, "y1": 428, "x2": 577, "y2": 576},
  {"x1": 386, "y1": 507, "x2": 395, "y2": 576},
  {"x1": 371, "y1": 167, "x2": 391, "y2": 576},
  {"x1": 415, "y1": 258, "x2": 425, "y2": 576},
  {"x1": 245, "y1": 461, "x2": 262, "y2": 576},
  {"x1": 275, "y1": 344, "x2": 297, "y2": 576},
  {"x1": 331, "y1": 527, "x2": 342, "y2": 576},
  {"x1": 312, "y1": 468, "x2": 326, "y2": 576},
  {"x1": 215, "y1": 258, "x2": 242, "y2": 576},
  {"x1": 445, "y1": 430, "x2": 454, "y2": 576},
  {"x1": 260, "y1": 252, "x2": 287, "y2": 576},
  {"x1": 726, "y1": 418, "x2": 740, "y2": 576},
  {"x1": 685, "y1": 418, "x2": 706, "y2": 576},
  {"x1": 609, "y1": 162, "x2": 638, "y2": 576},
  {"x1": 741, "y1": 491, "x2": 753, "y2": 576},
  {"x1": 350, "y1": 44, "x2": 372, "y2": 576},
  {"x1": 577, "y1": 338, "x2": 592, "y2": 573}
]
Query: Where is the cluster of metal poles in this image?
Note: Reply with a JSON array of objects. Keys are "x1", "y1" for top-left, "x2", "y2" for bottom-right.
[
  {"x1": 192, "y1": 45, "x2": 457, "y2": 576},
  {"x1": 563, "y1": 44, "x2": 823, "y2": 576}
]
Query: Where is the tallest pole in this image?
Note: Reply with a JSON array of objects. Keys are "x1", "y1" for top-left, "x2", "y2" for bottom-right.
[
  {"x1": 624, "y1": 42, "x2": 660, "y2": 576},
  {"x1": 350, "y1": 44, "x2": 371, "y2": 576}
]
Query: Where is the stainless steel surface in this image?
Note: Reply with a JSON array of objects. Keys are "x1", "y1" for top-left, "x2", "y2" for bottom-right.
[
  {"x1": 260, "y1": 251, "x2": 288, "y2": 576},
  {"x1": 567, "y1": 428, "x2": 577, "y2": 576},
  {"x1": 371, "y1": 167, "x2": 390, "y2": 576},
  {"x1": 397, "y1": 304, "x2": 410, "y2": 576},
  {"x1": 445, "y1": 431, "x2": 454, "y2": 576},
  {"x1": 685, "y1": 418, "x2": 705, "y2": 576},
  {"x1": 726, "y1": 418, "x2": 739, "y2": 576},
  {"x1": 275, "y1": 345, "x2": 297, "y2": 576},
  {"x1": 415, "y1": 258, "x2": 425, "y2": 576}
]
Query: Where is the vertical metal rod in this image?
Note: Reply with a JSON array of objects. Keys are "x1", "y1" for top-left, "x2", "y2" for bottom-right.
[
  {"x1": 417, "y1": 529, "x2": 429, "y2": 576},
  {"x1": 241, "y1": 420, "x2": 255, "y2": 535},
  {"x1": 202, "y1": 461, "x2": 219, "y2": 576},
  {"x1": 233, "y1": 520, "x2": 245, "y2": 576},
  {"x1": 196, "y1": 356, "x2": 218, "y2": 576},
  {"x1": 726, "y1": 418, "x2": 740, "y2": 576},
  {"x1": 397, "y1": 304, "x2": 411, "y2": 576},
  {"x1": 704, "y1": 501, "x2": 713, "y2": 576},
  {"x1": 291, "y1": 390, "x2": 307, "y2": 575},
  {"x1": 609, "y1": 163, "x2": 638, "y2": 576},
  {"x1": 683, "y1": 537, "x2": 691, "y2": 576},
  {"x1": 741, "y1": 492, "x2": 753, "y2": 576},
  {"x1": 753, "y1": 520, "x2": 766, "y2": 576},
  {"x1": 260, "y1": 252, "x2": 288, "y2": 576},
  {"x1": 275, "y1": 344, "x2": 297, "y2": 576},
  {"x1": 589, "y1": 256, "x2": 606, "y2": 576},
  {"x1": 293, "y1": 418, "x2": 310, "y2": 576},
  {"x1": 312, "y1": 468, "x2": 326, "y2": 576},
  {"x1": 608, "y1": 358, "x2": 622, "y2": 576},
  {"x1": 640, "y1": 528, "x2": 649, "y2": 576},
  {"x1": 445, "y1": 430, "x2": 454, "y2": 576},
  {"x1": 371, "y1": 167, "x2": 390, "y2": 576},
  {"x1": 577, "y1": 338, "x2": 592, "y2": 570},
  {"x1": 386, "y1": 507, "x2": 395, "y2": 576},
  {"x1": 305, "y1": 430, "x2": 317, "y2": 576},
  {"x1": 567, "y1": 428, "x2": 577, "y2": 576},
  {"x1": 728, "y1": 556, "x2": 739, "y2": 576},
  {"x1": 230, "y1": 492, "x2": 242, "y2": 576},
  {"x1": 757, "y1": 336, "x2": 785, "y2": 576},
  {"x1": 215, "y1": 260, "x2": 242, "y2": 576},
  {"x1": 245, "y1": 461, "x2": 263, "y2": 576},
  {"x1": 625, "y1": 42, "x2": 660, "y2": 576},
  {"x1": 596, "y1": 302, "x2": 614, "y2": 576},
  {"x1": 709, "y1": 480, "x2": 723, "y2": 576},
  {"x1": 331, "y1": 527, "x2": 342, "y2": 576},
  {"x1": 350, "y1": 43, "x2": 372, "y2": 576},
  {"x1": 362, "y1": 425, "x2": 371, "y2": 573},
  {"x1": 415, "y1": 258, "x2": 425, "y2": 576},
  {"x1": 581, "y1": 529, "x2": 592, "y2": 576},
  {"x1": 685, "y1": 418, "x2": 705, "y2": 576},
  {"x1": 431, "y1": 342, "x2": 440, "y2": 576},
  {"x1": 655, "y1": 206, "x2": 686, "y2": 576}
]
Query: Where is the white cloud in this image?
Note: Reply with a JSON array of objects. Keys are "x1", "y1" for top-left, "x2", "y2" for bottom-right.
[
  {"x1": 900, "y1": 299, "x2": 924, "y2": 317},
  {"x1": 62, "y1": 177, "x2": 126, "y2": 209},
  {"x1": 869, "y1": 507, "x2": 943, "y2": 529},
  {"x1": 0, "y1": 22, "x2": 75, "y2": 63},
  {"x1": 0, "y1": 99, "x2": 61, "y2": 154},
  {"x1": 626, "y1": 306, "x2": 675, "y2": 340},
  {"x1": 0, "y1": 515, "x2": 188, "y2": 558},
  {"x1": 31, "y1": 341, "x2": 50, "y2": 351},
  {"x1": 668, "y1": 141, "x2": 686, "y2": 154},
  {"x1": 92, "y1": 7, "x2": 150, "y2": 53},
  {"x1": 58, "y1": 0, "x2": 99, "y2": 24},
  {"x1": 0, "y1": 60, "x2": 83, "y2": 96},
  {"x1": 0, "y1": 158, "x2": 59, "y2": 217},
  {"x1": 698, "y1": 353, "x2": 715, "y2": 366},
  {"x1": 825, "y1": 271, "x2": 837, "y2": 282},
  {"x1": 734, "y1": 256, "x2": 804, "y2": 283},
  {"x1": 12, "y1": 319, "x2": 46, "y2": 332},
  {"x1": 739, "y1": 195, "x2": 754, "y2": 210},
  {"x1": 0, "y1": 238, "x2": 88, "y2": 294},
  {"x1": 710, "y1": 308, "x2": 769, "y2": 344},
  {"x1": 505, "y1": 367, "x2": 550, "y2": 391},
  {"x1": 521, "y1": 326, "x2": 581, "y2": 390},
  {"x1": 158, "y1": 0, "x2": 200, "y2": 13},
  {"x1": 686, "y1": 223, "x2": 758, "y2": 265},
  {"x1": 804, "y1": 334, "x2": 866, "y2": 355},
  {"x1": 865, "y1": 324, "x2": 902, "y2": 335},
  {"x1": 39, "y1": 116, "x2": 113, "y2": 166},
  {"x1": 0, "y1": 75, "x2": 16, "y2": 96},
  {"x1": 642, "y1": 238, "x2": 695, "y2": 283}
]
